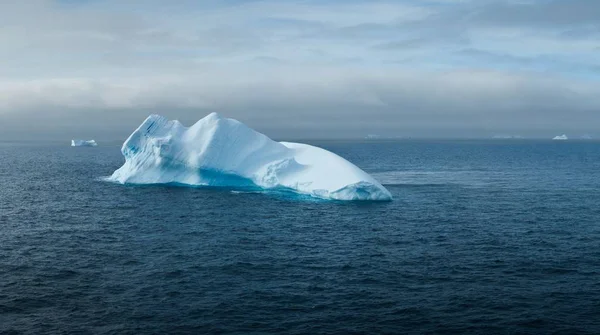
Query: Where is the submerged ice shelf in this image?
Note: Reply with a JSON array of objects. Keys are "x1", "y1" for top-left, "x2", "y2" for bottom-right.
[{"x1": 107, "y1": 113, "x2": 392, "y2": 201}]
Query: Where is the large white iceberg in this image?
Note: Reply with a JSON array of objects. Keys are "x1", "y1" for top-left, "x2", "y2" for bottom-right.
[
  {"x1": 552, "y1": 134, "x2": 568, "y2": 141},
  {"x1": 107, "y1": 113, "x2": 392, "y2": 201},
  {"x1": 71, "y1": 139, "x2": 98, "y2": 147}
]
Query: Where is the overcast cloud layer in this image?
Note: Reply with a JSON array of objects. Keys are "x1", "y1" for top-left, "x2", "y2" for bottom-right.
[{"x1": 1, "y1": 0, "x2": 599, "y2": 140}]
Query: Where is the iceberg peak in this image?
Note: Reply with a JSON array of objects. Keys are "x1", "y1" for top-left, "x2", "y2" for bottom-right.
[
  {"x1": 108, "y1": 113, "x2": 392, "y2": 201},
  {"x1": 204, "y1": 111, "x2": 223, "y2": 120}
]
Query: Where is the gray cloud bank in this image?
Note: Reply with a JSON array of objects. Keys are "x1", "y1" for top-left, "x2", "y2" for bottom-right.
[{"x1": 0, "y1": 0, "x2": 599, "y2": 140}]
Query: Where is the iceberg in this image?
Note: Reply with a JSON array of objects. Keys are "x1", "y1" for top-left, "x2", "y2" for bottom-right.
[
  {"x1": 107, "y1": 113, "x2": 392, "y2": 201},
  {"x1": 552, "y1": 134, "x2": 568, "y2": 141},
  {"x1": 71, "y1": 139, "x2": 98, "y2": 147}
]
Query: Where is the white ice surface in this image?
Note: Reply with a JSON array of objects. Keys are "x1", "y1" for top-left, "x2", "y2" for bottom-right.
[
  {"x1": 108, "y1": 113, "x2": 392, "y2": 201},
  {"x1": 71, "y1": 139, "x2": 97, "y2": 147}
]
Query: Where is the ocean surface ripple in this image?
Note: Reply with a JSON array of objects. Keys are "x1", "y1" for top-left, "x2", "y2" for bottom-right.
[{"x1": 1, "y1": 140, "x2": 600, "y2": 334}]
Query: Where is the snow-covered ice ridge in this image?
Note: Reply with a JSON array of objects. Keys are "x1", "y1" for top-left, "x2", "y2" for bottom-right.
[
  {"x1": 108, "y1": 113, "x2": 392, "y2": 201},
  {"x1": 71, "y1": 139, "x2": 98, "y2": 147}
]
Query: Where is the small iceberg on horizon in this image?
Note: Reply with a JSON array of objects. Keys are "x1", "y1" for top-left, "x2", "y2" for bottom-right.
[
  {"x1": 106, "y1": 113, "x2": 392, "y2": 201},
  {"x1": 71, "y1": 139, "x2": 98, "y2": 147},
  {"x1": 552, "y1": 135, "x2": 568, "y2": 141}
]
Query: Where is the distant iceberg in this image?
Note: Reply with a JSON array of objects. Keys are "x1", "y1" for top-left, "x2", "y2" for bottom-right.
[
  {"x1": 552, "y1": 135, "x2": 568, "y2": 141},
  {"x1": 581, "y1": 134, "x2": 593, "y2": 140},
  {"x1": 107, "y1": 113, "x2": 392, "y2": 201},
  {"x1": 71, "y1": 139, "x2": 97, "y2": 147}
]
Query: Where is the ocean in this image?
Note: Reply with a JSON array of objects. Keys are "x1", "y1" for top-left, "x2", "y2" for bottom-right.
[{"x1": 1, "y1": 140, "x2": 600, "y2": 334}]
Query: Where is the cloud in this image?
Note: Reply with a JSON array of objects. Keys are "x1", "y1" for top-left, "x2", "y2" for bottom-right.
[
  {"x1": 0, "y1": 0, "x2": 599, "y2": 139},
  {"x1": 2, "y1": 66, "x2": 599, "y2": 138}
]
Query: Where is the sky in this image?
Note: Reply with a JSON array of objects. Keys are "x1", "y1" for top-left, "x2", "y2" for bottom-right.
[{"x1": 0, "y1": 0, "x2": 599, "y2": 140}]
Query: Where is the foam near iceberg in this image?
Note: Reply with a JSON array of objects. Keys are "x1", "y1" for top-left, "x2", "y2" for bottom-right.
[
  {"x1": 71, "y1": 139, "x2": 98, "y2": 147},
  {"x1": 107, "y1": 113, "x2": 392, "y2": 201}
]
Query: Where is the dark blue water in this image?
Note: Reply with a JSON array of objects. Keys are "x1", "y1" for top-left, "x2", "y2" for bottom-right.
[{"x1": 2, "y1": 140, "x2": 600, "y2": 334}]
